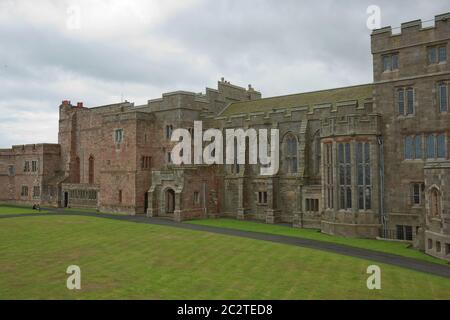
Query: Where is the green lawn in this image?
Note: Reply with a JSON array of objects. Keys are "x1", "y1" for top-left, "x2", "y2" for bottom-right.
[
  {"x1": 0, "y1": 205, "x2": 48, "y2": 215},
  {"x1": 186, "y1": 219, "x2": 449, "y2": 266},
  {"x1": 0, "y1": 215, "x2": 449, "y2": 299}
]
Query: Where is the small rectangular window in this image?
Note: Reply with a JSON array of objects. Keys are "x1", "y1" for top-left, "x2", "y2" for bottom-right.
[
  {"x1": 446, "y1": 243, "x2": 450, "y2": 255},
  {"x1": 412, "y1": 183, "x2": 422, "y2": 205},
  {"x1": 258, "y1": 191, "x2": 268, "y2": 205},
  {"x1": 436, "y1": 241, "x2": 441, "y2": 253},
  {"x1": 33, "y1": 186, "x2": 40, "y2": 198},
  {"x1": 118, "y1": 190, "x2": 122, "y2": 204},
  {"x1": 115, "y1": 129, "x2": 123, "y2": 143},
  {"x1": 383, "y1": 53, "x2": 398, "y2": 71},
  {"x1": 24, "y1": 161, "x2": 30, "y2": 172},
  {"x1": 8, "y1": 165, "x2": 15, "y2": 176},
  {"x1": 31, "y1": 160, "x2": 38, "y2": 172},
  {"x1": 194, "y1": 192, "x2": 200, "y2": 205},
  {"x1": 21, "y1": 186, "x2": 28, "y2": 197}
]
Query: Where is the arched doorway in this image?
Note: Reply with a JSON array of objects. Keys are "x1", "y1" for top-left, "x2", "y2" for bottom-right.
[{"x1": 165, "y1": 189, "x2": 175, "y2": 214}]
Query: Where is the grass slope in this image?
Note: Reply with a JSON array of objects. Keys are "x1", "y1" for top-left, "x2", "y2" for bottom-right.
[
  {"x1": 0, "y1": 215, "x2": 449, "y2": 299},
  {"x1": 186, "y1": 219, "x2": 448, "y2": 266}
]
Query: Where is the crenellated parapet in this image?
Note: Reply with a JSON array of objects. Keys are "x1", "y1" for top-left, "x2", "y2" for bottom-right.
[{"x1": 371, "y1": 12, "x2": 450, "y2": 54}]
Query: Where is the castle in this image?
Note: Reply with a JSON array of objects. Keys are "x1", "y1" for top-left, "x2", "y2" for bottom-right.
[{"x1": 1, "y1": 13, "x2": 449, "y2": 262}]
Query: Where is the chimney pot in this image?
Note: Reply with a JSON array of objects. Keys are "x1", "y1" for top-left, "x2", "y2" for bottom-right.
[{"x1": 77, "y1": 102, "x2": 83, "y2": 108}]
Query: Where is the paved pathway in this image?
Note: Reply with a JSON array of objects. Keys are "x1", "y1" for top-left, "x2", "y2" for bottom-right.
[{"x1": 1, "y1": 209, "x2": 450, "y2": 279}]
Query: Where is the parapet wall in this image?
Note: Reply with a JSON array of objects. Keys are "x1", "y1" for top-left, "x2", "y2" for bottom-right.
[{"x1": 371, "y1": 12, "x2": 450, "y2": 54}]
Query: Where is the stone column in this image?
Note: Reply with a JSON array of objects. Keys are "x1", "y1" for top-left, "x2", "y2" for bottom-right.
[
  {"x1": 146, "y1": 191, "x2": 154, "y2": 217},
  {"x1": 174, "y1": 192, "x2": 182, "y2": 222},
  {"x1": 237, "y1": 177, "x2": 245, "y2": 220}
]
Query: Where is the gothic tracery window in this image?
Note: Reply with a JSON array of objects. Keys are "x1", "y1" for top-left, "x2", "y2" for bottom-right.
[{"x1": 284, "y1": 134, "x2": 298, "y2": 174}]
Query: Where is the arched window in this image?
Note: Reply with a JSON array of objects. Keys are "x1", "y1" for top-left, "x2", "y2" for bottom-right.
[
  {"x1": 430, "y1": 188, "x2": 441, "y2": 217},
  {"x1": 284, "y1": 134, "x2": 298, "y2": 174},
  {"x1": 88, "y1": 156, "x2": 94, "y2": 185}
]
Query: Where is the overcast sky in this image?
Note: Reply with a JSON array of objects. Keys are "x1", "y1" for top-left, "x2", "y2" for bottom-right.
[{"x1": 0, "y1": 0, "x2": 449, "y2": 148}]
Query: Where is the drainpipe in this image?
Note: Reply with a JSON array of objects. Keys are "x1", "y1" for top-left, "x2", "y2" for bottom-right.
[{"x1": 378, "y1": 136, "x2": 387, "y2": 238}]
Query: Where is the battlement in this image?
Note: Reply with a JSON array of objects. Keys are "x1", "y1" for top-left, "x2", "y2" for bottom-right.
[{"x1": 371, "y1": 12, "x2": 450, "y2": 53}]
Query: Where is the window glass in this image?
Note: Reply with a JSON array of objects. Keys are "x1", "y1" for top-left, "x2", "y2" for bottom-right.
[
  {"x1": 439, "y1": 84, "x2": 448, "y2": 112},
  {"x1": 398, "y1": 89, "x2": 404, "y2": 115},
  {"x1": 428, "y1": 47, "x2": 437, "y2": 64},
  {"x1": 406, "y1": 89, "x2": 414, "y2": 114},
  {"x1": 438, "y1": 46, "x2": 447, "y2": 63},
  {"x1": 415, "y1": 135, "x2": 422, "y2": 159},
  {"x1": 405, "y1": 136, "x2": 414, "y2": 159},
  {"x1": 437, "y1": 134, "x2": 446, "y2": 158},
  {"x1": 427, "y1": 135, "x2": 435, "y2": 159}
]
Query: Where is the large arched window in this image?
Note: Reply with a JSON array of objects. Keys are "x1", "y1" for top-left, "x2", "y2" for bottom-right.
[
  {"x1": 430, "y1": 187, "x2": 441, "y2": 218},
  {"x1": 284, "y1": 134, "x2": 298, "y2": 174},
  {"x1": 88, "y1": 156, "x2": 95, "y2": 185}
]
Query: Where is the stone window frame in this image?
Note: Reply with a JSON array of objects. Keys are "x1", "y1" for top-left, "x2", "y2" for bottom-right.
[
  {"x1": 396, "y1": 87, "x2": 415, "y2": 117},
  {"x1": 427, "y1": 43, "x2": 447, "y2": 65},
  {"x1": 396, "y1": 225, "x2": 413, "y2": 241},
  {"x1": 357, "y1": 142, "x2": 372, "y2": 211},
  {"x1": 31, "y1": 160, "x2": 39, "y2": 173},
  {"x1": 165, "y1": 125, "x2": 174, "y2": 140},
  {"x1": 23, "y1": 160, "x2": 30, "y2": 172},
  {"x1": 410, "y1": 182, "x2": 424, "y2": 207},
  {"x1": 338, "y1": 142, "x2": 352, "y2": 211},
  {"x1": 305, "y1": 198, "x2": 319, "y2": 213},
  {"x1": 425, "y1": 132, "x2": 447, "y2": 160},
  {"x1": 257, "y1": 191, "x2": 268, "y2": 205},
  {"x1": 114, "y1": 128, "x2": 124, "y2": 144},
  {"x1": 32, "y1": 186, "x2": 40, "y2": 198},
  {"x1": 8, "y1": 165, "x2": 15, "y2": 177},
  {"x1": 20, "y1": 186, "x2": 28, "y2": 197},
  {"x1": 141, "y1": 156, "x2": 152, "y2": 170},
  {"x1": 324, "y1": 142, "x2": 334, "y2": 210},
  {"x1": 404, "y1": 134, "x2": 423, "y2": 161},
  {"x1": 283, "y1": 133, "x2": 299, "y2": 175},
  {"x1": 193, "y1": 191, "x2": 200, "y2": 205},
  {"x1": 382, "y1": 52, "x2": 399, "y2": 72},
  {"x1": 437, "y1": 81, "x2": 449, "y2": 113}
]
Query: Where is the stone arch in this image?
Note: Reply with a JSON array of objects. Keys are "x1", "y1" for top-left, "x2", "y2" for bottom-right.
[{"x1": 428, "y1": 186, "x2": 442, "y2": 218}]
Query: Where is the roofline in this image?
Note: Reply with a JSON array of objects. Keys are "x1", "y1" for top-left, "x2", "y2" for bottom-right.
[{"x1": 227, "y1": 83, "x2": 373, "y2": 107}]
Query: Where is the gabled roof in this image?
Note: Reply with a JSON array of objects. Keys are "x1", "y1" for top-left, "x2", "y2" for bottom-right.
[{"x1": 219, "y1": 83, "x2": 373, "y2": 116}]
